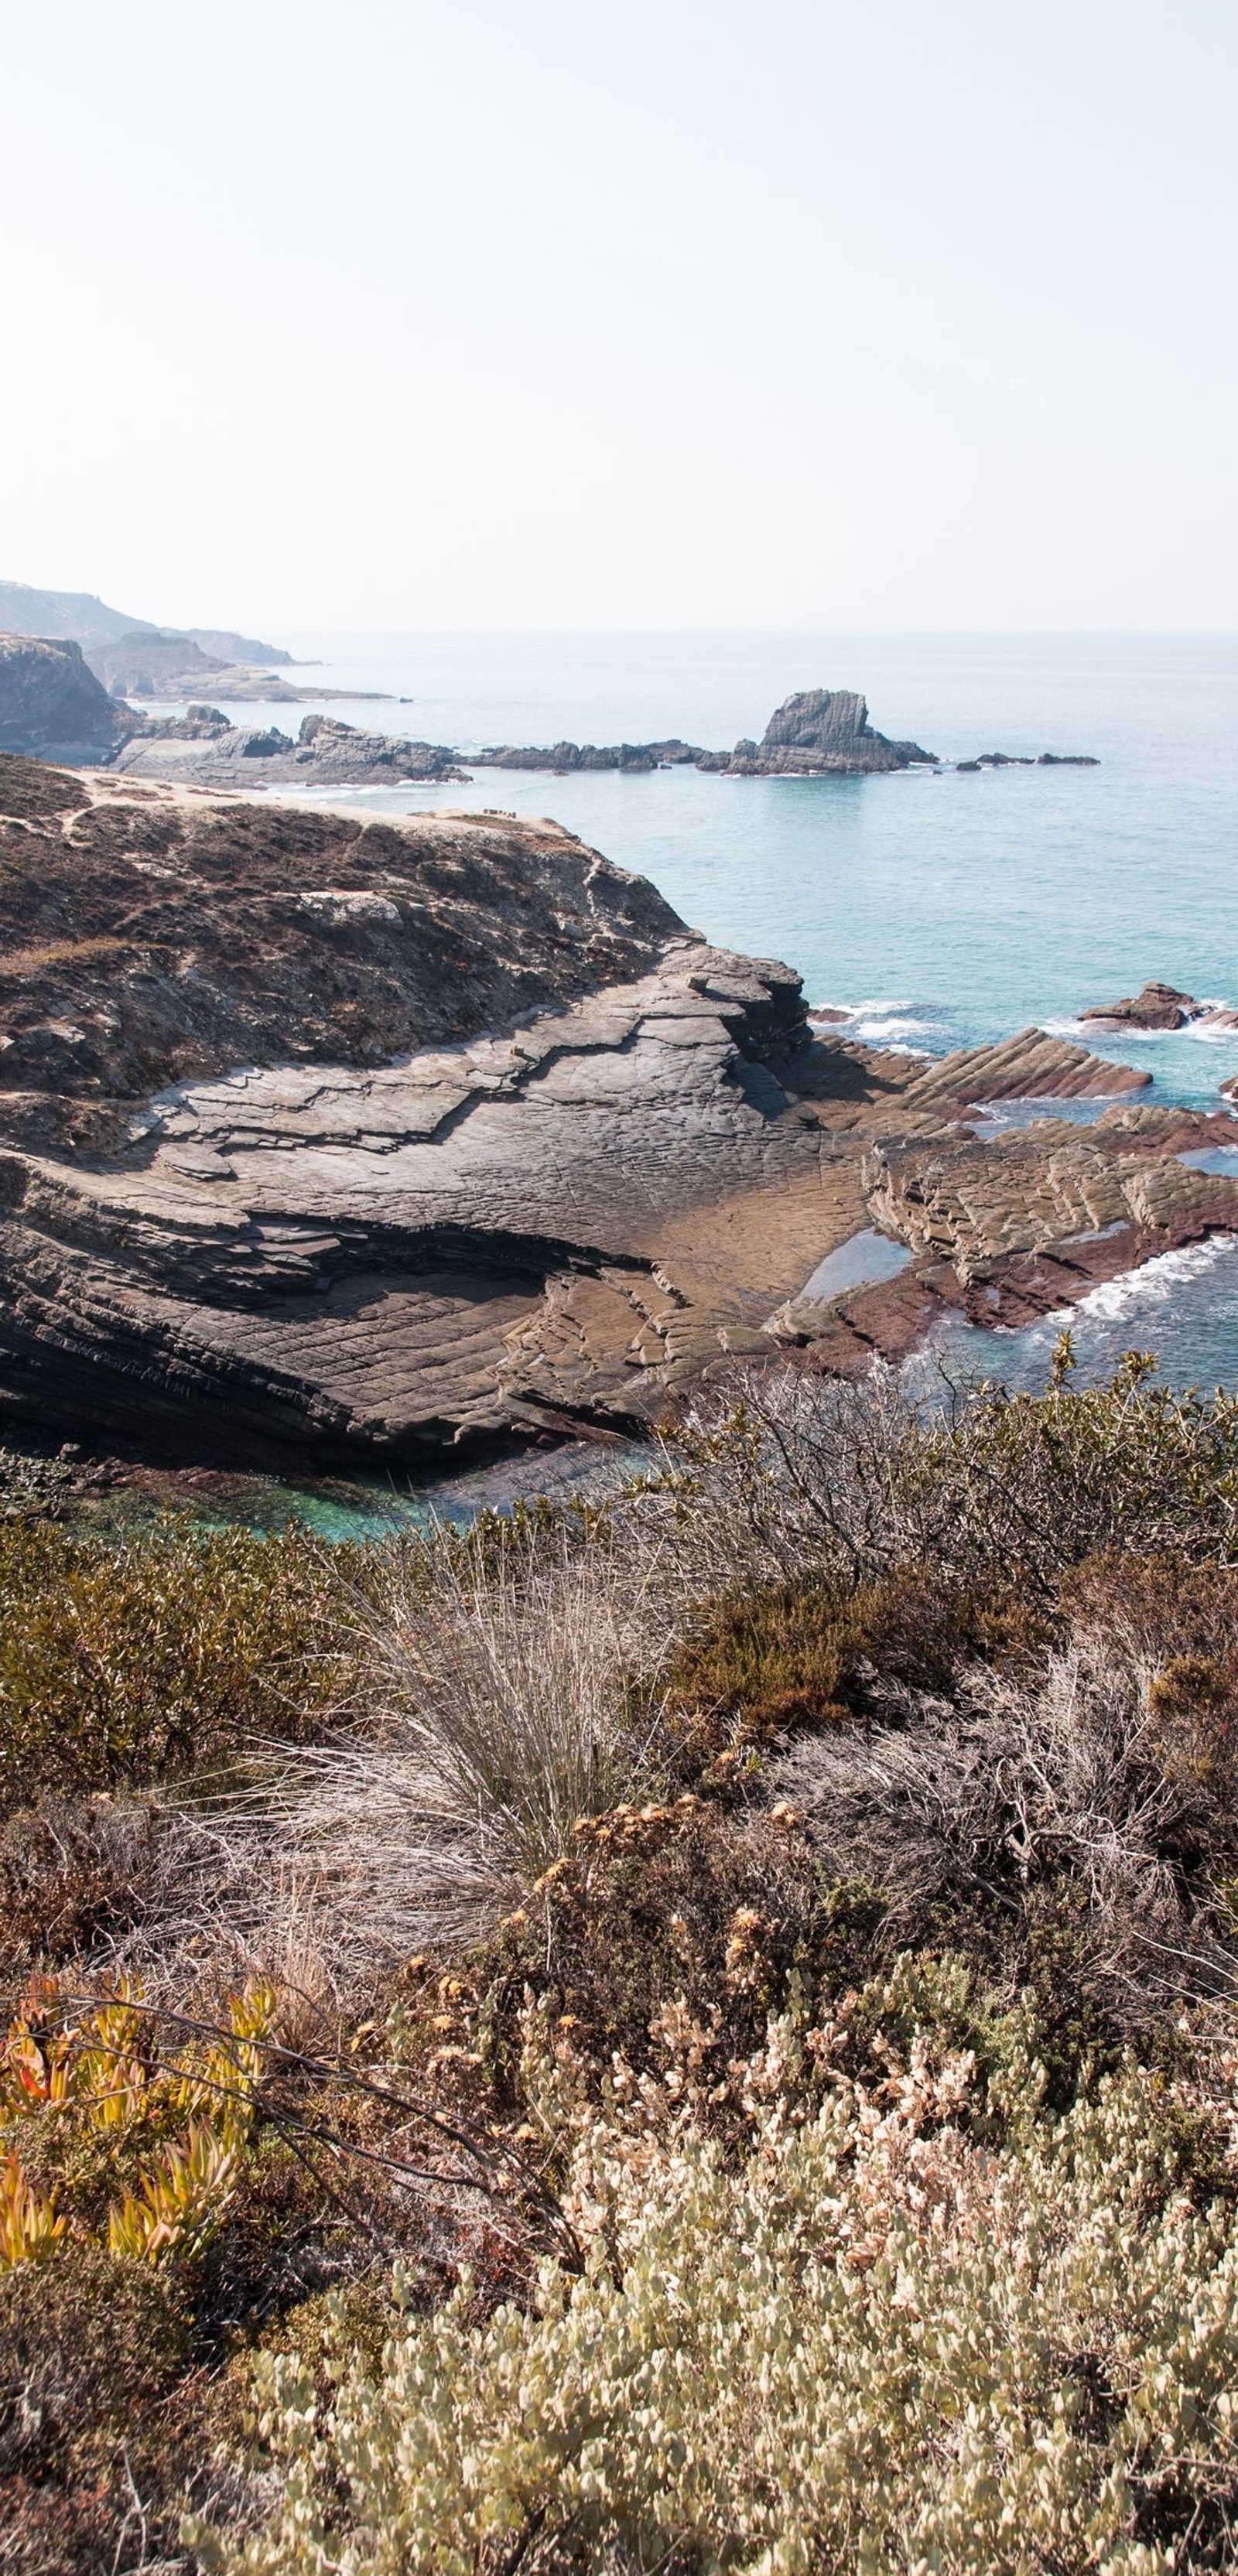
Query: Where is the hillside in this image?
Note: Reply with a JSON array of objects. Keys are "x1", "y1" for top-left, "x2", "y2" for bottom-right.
[{"x1": 0, "y1": 578, "x2": 291, "y2": 666}]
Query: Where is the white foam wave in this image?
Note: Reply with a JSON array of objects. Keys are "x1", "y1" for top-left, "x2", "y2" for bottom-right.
[
  {"x1": 1045, "y1": 1009, "x2": 1238, "y2": 1048},
  {"x1": 850, "y1": 996, "x2": 925, "y2": 1017},
  {"x1": 853, "y1": 1017, "x2": 932, "y2": 1043},
  {"x1": 1045, "y1": 1016, "x2": 1179, "y2": 1046},
  {"x1": 1065, "y1": 1233, "x2": 1238, "y2": 1326}
]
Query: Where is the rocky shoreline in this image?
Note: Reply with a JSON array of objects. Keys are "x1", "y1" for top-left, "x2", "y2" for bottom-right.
[
  {"x1": 0, "y1": 644, "x2": 1103, "y2": 785},
  {"x1": 0, "y1": 755, "x2": 1230, "y2": 1473},
  {"x1": 111, "y1": 709, "x2": 470, "y2": 789}
]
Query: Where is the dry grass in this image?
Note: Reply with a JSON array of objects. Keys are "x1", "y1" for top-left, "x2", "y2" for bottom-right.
[{"x1": 193, "y1": 1522, "x2": 678, "y2": 1979}]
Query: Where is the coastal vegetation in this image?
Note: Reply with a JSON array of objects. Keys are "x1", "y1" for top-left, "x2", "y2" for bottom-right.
[{"x1": 8, "y1": 1346, "x2": 1238, "y2": 2567}]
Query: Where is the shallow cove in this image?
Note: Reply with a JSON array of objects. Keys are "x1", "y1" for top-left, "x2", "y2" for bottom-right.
[{"x1": 71, "y1": 1435, "x2": 652, "y2": 1544}]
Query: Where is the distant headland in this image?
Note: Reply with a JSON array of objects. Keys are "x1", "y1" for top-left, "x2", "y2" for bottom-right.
[{"x1": 0, "y1": 617, "x2": 1101, "y2": 783}]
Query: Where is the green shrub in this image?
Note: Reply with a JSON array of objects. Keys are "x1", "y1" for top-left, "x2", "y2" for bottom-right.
[
  {"x1": 665, "y1": 1567, "x2": 1016, "y2": 1751},
  {"x1": 0, "y1": 1520, "x2": 347, "y2": 1802}
]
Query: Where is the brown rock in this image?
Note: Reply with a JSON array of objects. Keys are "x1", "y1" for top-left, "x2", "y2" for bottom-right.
[
  {"x1": 898, "y1": 1027, "x2": 1149, "y2": 1104},
  {"x1": 1079, "y1": 980, "x2": 1199, "y2": 1030}
]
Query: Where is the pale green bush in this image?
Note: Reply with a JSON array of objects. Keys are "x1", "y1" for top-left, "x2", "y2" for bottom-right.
[{"x1": 196, "y1": 2003, "x2": 1238, "y2": 2575}]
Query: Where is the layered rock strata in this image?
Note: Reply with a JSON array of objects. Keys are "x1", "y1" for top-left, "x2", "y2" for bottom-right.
[{"x1": 0, "y1": 756, "x2": 1233, "y2": 1467}]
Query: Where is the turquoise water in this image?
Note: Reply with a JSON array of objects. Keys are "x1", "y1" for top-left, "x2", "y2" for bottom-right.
[
  {"x1": 149, "y1": 632, "x2": 1238, "y2": 1415},
  {"x1": 102, "y1": 1438, "x2": 650, "y2": 1545}
]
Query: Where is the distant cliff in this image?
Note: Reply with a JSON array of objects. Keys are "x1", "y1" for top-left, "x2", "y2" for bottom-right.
[
  {"x1": 85, "y1": 630, "x2": 231, "y2": 698},
  {"x1": 0, "y1": 579, "x2": 292, "y2": 667},
  {"x1": 0, "y1": 635, "x2": 132, "y2": 763}
]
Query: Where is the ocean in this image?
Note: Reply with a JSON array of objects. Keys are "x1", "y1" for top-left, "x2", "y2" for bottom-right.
[{"x1": 143, "y1": 630, "x2": 1238, "y2": 1497}]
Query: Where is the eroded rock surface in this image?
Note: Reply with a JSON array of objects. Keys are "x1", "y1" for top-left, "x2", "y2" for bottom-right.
[
  {"x1": 734, "y1": 688, "x2": 935, "y2": 774},
  {"x1": 0, "y1": 757, "x2": 1232, "y2": 1467}
]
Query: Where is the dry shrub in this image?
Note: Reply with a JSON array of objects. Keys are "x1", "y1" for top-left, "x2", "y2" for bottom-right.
[
  {"x1": 772, "y1": 1591, "x2": 1238, "y2": 2030},
  {"x1": 0, "y1": 1795, "x2": 174, "y2": 1971},
  {"x1": 210, "y1": 1525, "x2": 675, "y2": 1976},
  {"x1": 0, "y1": 2245, "x2": 190, "y2": 2573},
  {"x1": 415, "y1": 1796, "x2": 860, "y2": 2116},
  {"x1": 0, "y1": 2244, "x2": 188, "y2": 2479}
]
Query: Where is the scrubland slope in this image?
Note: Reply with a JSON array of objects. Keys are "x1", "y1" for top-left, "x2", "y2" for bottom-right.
[{"x1": 7, "y1": 1345, "x2": 1238, "y2": 2569}]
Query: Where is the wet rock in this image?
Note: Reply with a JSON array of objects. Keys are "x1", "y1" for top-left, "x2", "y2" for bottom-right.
[
  {"x1": 898, "y1": 1027, "x2": 1150, "y2": 1103},
  {"x1": 1080, "y1": 981, "x2": 1200, "y2": 1031}
]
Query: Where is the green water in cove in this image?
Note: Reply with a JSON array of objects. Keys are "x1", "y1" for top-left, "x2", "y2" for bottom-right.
[{"x1": 142, "y1": 633, "x2": 1238, "y2": 1527}]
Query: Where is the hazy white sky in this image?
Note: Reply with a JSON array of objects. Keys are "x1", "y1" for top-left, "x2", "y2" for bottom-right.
[{"x1": 3, "y1": 0, "x2": 1236, "y2": 635}]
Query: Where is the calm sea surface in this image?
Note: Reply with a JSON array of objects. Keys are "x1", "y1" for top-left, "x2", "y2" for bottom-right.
[{"x1": 143, "y1": 634, "x2": 1238, "y2": 1521}]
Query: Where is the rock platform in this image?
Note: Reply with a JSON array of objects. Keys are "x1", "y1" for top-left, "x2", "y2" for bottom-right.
[{"x1": 0, "y1": 758, "x2": 1234, "y2": 1467}]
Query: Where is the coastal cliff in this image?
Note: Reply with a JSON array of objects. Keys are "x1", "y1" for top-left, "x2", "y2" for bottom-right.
[
  {"x1": 0, "y1": 636, "x2": 132, "y2": 764},
  {"x1": 0, "y1": 756, "x2": 1232, "y2": 1470}
]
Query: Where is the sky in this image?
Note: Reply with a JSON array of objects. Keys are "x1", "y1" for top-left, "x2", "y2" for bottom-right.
[{"x1": 2, "y1": 0, "x2": 1236, "y2": 637}]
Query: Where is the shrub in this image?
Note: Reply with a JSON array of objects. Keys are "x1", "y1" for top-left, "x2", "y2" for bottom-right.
[
  {"x1": 224, "y1": 1524, "x2": 672, "y2": 1969},
  {"x1": 665, "y1": 1566, "x2": 1011, "y2": 1754},
  {"x1": 197, "y1": 2011, "x2": 1238, "y2": 2576},
  {"x1": 0, "y1": 1976, "x2": 272, "y2": 2267},
  {"x1": 0, "y1": 1521, "x2": 347, "y2": 1804},
  {"x1": 771, "y1": 1558, "x2": 1238, "y2": 2035},
  {"x1": 666, "y1": 1347, "x2": 1238, "y2": 1597},
  {"x1": 0, "y1": 2242, "x2": 188, "y2": 2479}
]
